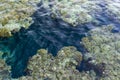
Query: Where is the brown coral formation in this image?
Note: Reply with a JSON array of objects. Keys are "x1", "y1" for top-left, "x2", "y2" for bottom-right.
[
  {"x1": 19, "y1": 46, "x2": 83, "y2": 80},
  {"x1": 0, "y1": 0, "x2": 40, "y2": 37}
]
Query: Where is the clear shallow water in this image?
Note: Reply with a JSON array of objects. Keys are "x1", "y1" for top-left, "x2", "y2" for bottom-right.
[{"x1": 0, "y1": 1, "x2": 120, "y2": 78}]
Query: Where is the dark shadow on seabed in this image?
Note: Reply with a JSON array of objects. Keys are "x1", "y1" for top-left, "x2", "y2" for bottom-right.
[{"x1": 1, "y1": 1, "x2": 120, "y2": 78}]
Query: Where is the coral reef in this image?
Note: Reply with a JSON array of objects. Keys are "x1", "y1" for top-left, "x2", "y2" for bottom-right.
[
  {"x1": 0, "y1": 59, "x2": 11, "y2": 80},
  {"x1": 79, "y1": 53, "x2": 106, "y2": 78},
  {"x1": 0, "y1": 0, "x2": 120, "y2": 79},
  {"x1": 19, "y1": 46, "x2": 109, "y2": 80},
  {"x1": 0, "y1": 0, "x2": 40, "y2": 37},
  {"x1": 105, "y1": 0, "x2": 120, "y2": 22},
  {"x1": 19, "y1": 46, "x2": 83, "y2": 80},
  {"x1": 82, "y1": 25, "x2": 120, "y2": 80},
  {"x1": 1, "y1": 3, "x2": 89, "y2": 78},
  {"x1": 43, "y1": 0, "x2": 98, "y2": 26},
  {"x1": 1, "y1": 0, "x2": 120, "y2": 37},
  {"x1": 42, "y1": 0, "x2": 120, "y2": 27}
]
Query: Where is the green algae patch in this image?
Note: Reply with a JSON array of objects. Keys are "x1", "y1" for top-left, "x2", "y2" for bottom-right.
[{"x1": 0, "y1": 0, "x2": 40, "y2": 37}]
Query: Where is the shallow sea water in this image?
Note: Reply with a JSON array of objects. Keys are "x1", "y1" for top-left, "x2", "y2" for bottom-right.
[{"x1": 0, "y1": 0, "x2": 120, "y2": 79}]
